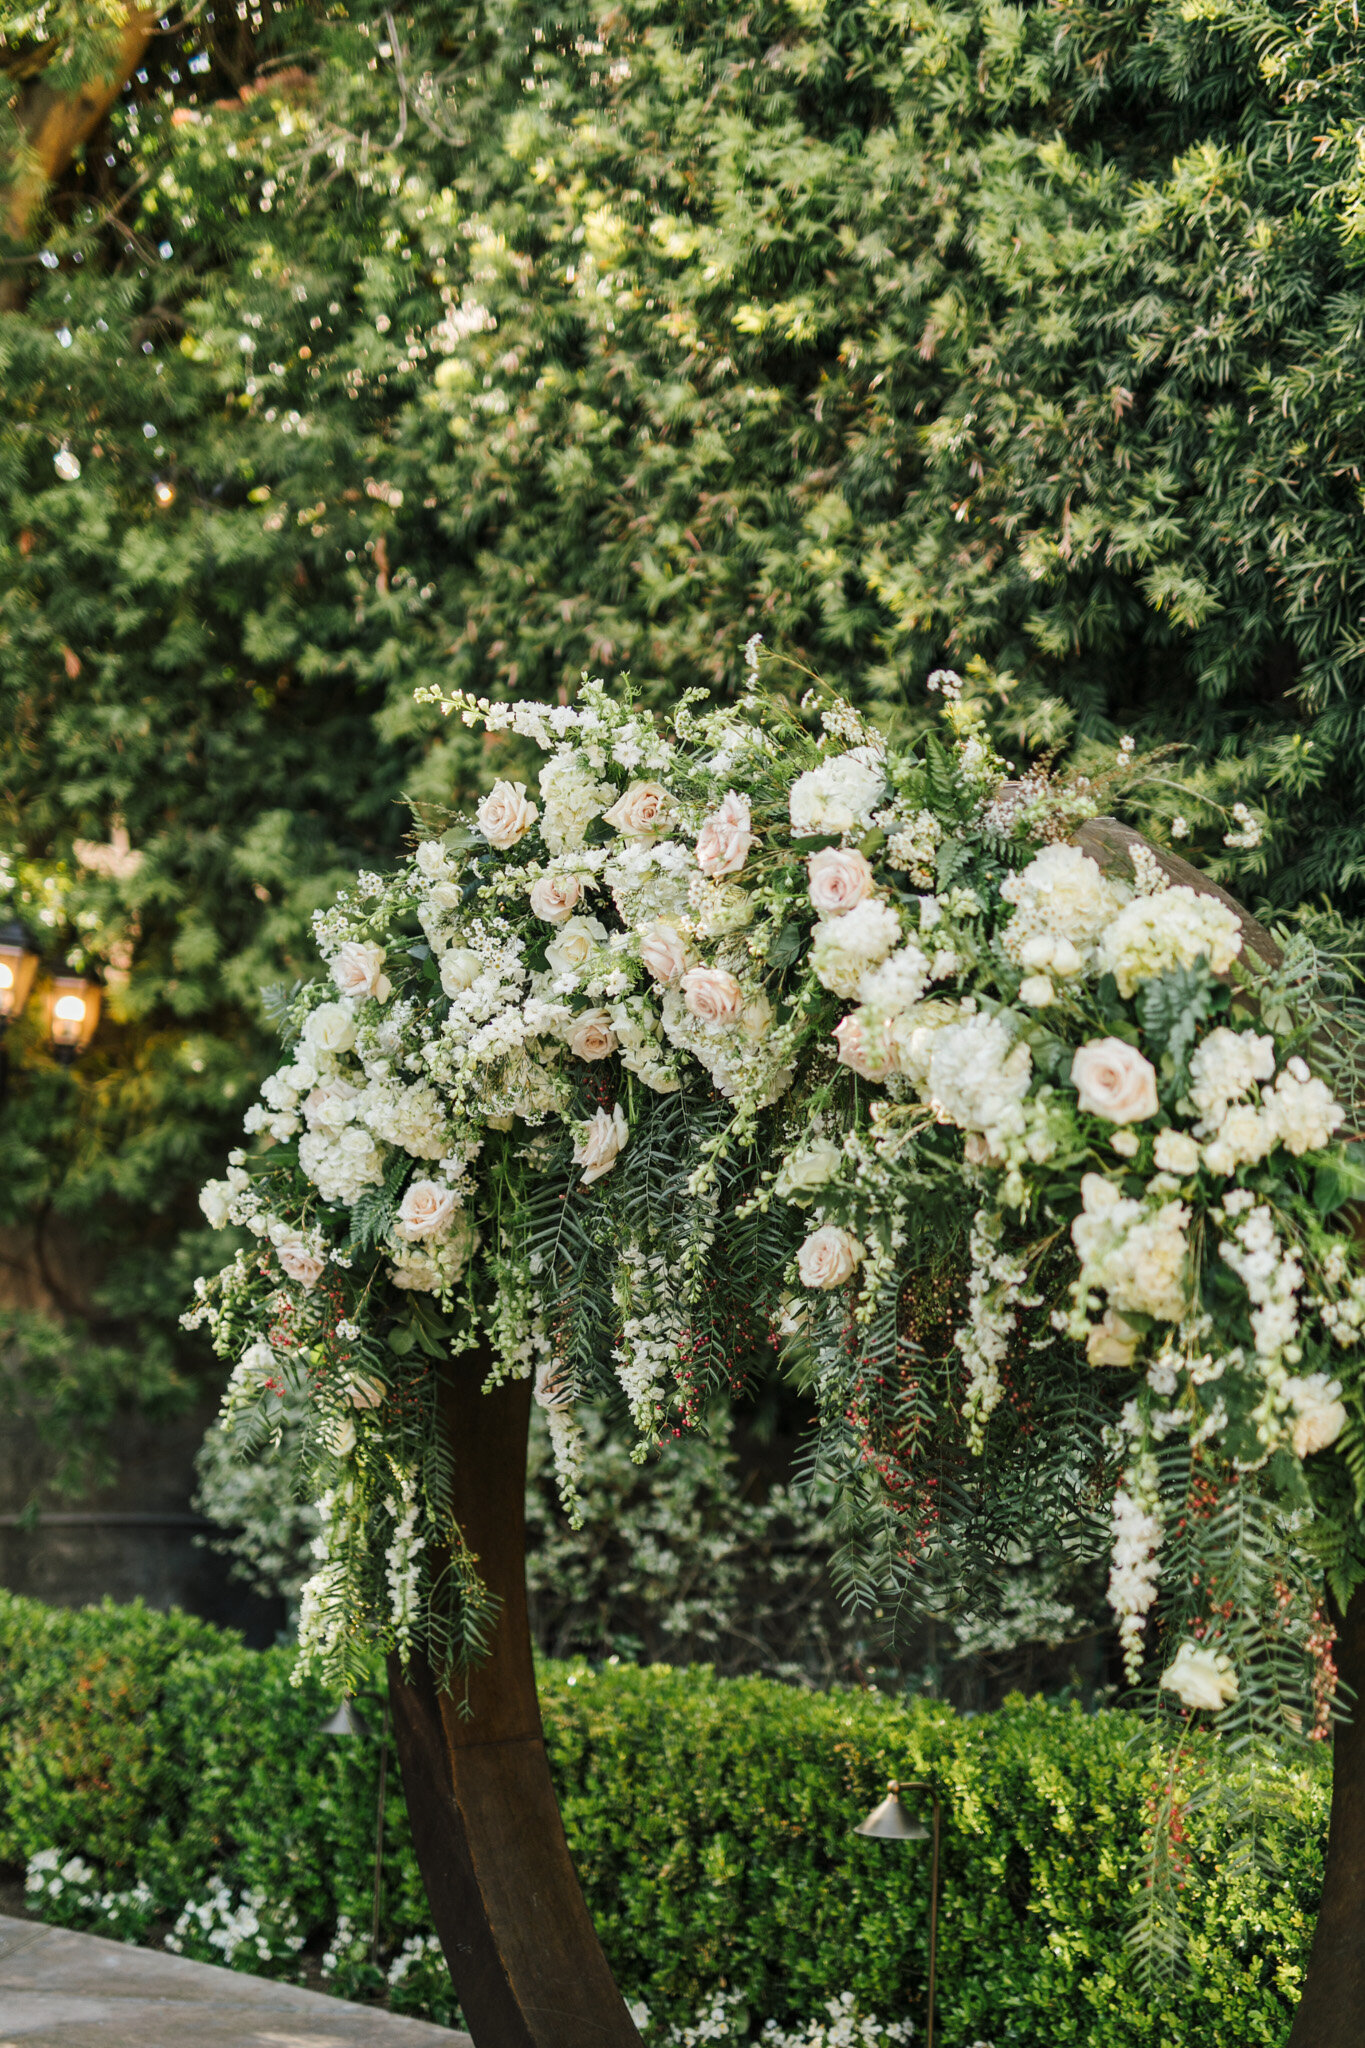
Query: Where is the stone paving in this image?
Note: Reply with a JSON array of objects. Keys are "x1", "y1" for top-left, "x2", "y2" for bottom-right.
[{"x1": 0, "y1": 1914, "x2": 473, "y2": 2048}]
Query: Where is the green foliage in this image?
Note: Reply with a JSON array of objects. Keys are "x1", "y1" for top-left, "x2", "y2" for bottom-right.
[{"x1": 0, "y1": 1588, "x2": 1327, "y2": 2042}]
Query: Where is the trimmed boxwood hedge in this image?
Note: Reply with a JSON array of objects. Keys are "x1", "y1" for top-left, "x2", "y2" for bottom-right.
[{"x1": 0, "y1": 1589, "x2": 1326, "y2": 2042}]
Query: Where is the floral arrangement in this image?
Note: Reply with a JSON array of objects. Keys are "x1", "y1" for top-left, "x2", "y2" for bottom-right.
[{"x1": 188, "y1": 658, "x2": 1365, "y2": 1767}]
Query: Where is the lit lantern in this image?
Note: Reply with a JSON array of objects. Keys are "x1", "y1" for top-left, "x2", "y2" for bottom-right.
[
  {"x1": 153, "y1": 478, "x2": 176, "y2": 507},
  {"x1": 0, "y1": 922, "x2": 38, "y2": 1025},
  {"x1": 46, "y1": 976, "x2": 101, "y2": 1062}
]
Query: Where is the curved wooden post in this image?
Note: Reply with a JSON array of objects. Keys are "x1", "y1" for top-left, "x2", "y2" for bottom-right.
[
  {"x1": 387, "y1": 1356, "x2": 644, "y2": 2048},
  {"x1": 1288, "y1": 1599, "x2": 1365, "y2": 2042}
]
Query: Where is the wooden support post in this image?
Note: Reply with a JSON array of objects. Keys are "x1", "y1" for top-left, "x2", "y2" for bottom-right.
[
  {"x1": 387, "y1": 1356, "x2": 644, "y2": 2048},
  {"x1": 1287, "y1": 1594, "x2": 1365, "y2": 2044}
]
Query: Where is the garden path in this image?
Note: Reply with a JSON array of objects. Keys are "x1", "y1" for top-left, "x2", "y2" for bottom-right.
[{"x1": 0, "y1": 1914, "x2": 472, "y2": 2047}]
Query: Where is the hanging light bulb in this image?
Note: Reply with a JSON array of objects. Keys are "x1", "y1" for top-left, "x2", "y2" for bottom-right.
[
  {"x1": 0, "y1": 924, "x2": 38, "y2": 1025},
  {"x1": 153, "y1": 477, "x2": 175, "y2": 506},
  {"x1": 53, "y1": 445, "x2": 81, "y2": 482}
]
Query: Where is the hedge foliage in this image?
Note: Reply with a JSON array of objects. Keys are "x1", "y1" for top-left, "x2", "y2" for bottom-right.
[
  {"x1": 10, "y1": 0, "x2": 1365, "y2": 1485},
  {"x1": 0, "y1": 1589, "x2": 1326, "y2": 2043}
]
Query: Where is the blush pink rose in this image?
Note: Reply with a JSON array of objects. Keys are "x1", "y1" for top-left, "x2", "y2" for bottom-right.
[
  {"x1": 529, "y1": 872, "x2": 582, "y2": 923},
  {"x1": 277, "y1": 1239, "x2": 325, "y2": 1289},
  {"x1": 602, "y1": 781, "x2": 673, "y2": 843},
  {"x1": 1071, "y1": 1038, "x2": 1159, "y2": 1123},
  {"x1": 695, "y1": 791, "x2": 757, "y2": 878},
  {"x1": 808, "y1": 848, "x2": 875, "y2": 918},
  {"x1": 568, "y1": 1009, "x2": 618, "y2": 1061},
  {"x1": 477, "y1": 779, "x2": 538, "y2": 849},
  {"x1": 833, "y1": 1010, "x2": 897, "y2": 1081},
  {"x1": 639, "y1": 919, "x2": 689, "y2": 985},
  {"x1": 397, "y1": 1179, "x2": 458, "y2": 1239},
  {"x1": 681, "y1": 965, "x2": 745, "y2": 1025}
]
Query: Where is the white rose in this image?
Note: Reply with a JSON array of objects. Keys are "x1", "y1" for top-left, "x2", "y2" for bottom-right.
[
  {"x1": 695, "y1": 791, "x2": 757, "y2": 878},
  {"x1": 440, "y1": 947, "x2": 483, "y2": 994},
  {"x1": 397, "y1": 1179, "x2": 458, "y2": 1240},
  {"x1": 414, "y1": 840, "x2": 450, "y2": 880},
  {"x1": 797, "y1": 1224, "x2": 865, "y2": 1291},
  {"x1": 477, "y1": 779, "x2": 538, "y2": 849},
  {"x1": 1159, "y1": 1641, "x2": 1238, "y2": 1713},
  {"x1": 681, "y1": 965, "x2": 745, "y2": 1025},
  {"x1": 808, "y1": 848, "x2": 875, "y2": 917},
  {"x1": 774, "y1": 1140, "x2": 843, "y2": 1202},
  {"x1": 529, "y1": 872, "x2": 583, "y2": 924},
  {"x1": 1086, "y1": 1308, "x2": 1139, "y2": 1367},
  {"x1": 1153, "y1": 1129, "x2": 1201, "y2": 1175},
  {"x1": 302, "y1": 1002, "x2": 356, "y2": 1056},
  {"x1": 833, "y1": 1010, "x2": 898, "y2": 1081},
  {"x1": 638, "y1": 919, "x2": 690, "y2": 985},
  {"x1": 568, "y1": 1008, "x2": 618, "y2": 1061},
  {"x1": 545, "y1": 916, "x2": 607, "y2": 977},
  {"x1": 572, "y1": 1102, "x2": 629, "y2": 1185},
  {"x1": 331, "y1": 941, "x2": 391, "y2": 1004},
  {"x1": 602, "y1": 781, "x2": 674, "y2": 844},
  {"x1": 1018, "y1": 975, "x2": 1055, "y2": 1009},
  {"x1": 1071, "y1": 1039, "x2": 1159, "y2": 1124},
  {"x1": 276, "y1": 1238, "x2": 325, "y2": 1288},
  {"x1": 199, "y1": 1180, "x2": 232, "y2": 1230},
  {"x1": 1284, "y1": 1374, "x2": 1347, "y2": 1459},
  {"x1": 534, "y1": 1355, "x2": 573, "y2": 1412}
]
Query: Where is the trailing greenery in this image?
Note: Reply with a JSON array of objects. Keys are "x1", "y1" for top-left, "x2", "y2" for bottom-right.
[
  {"x1": 10, "y1": 0, "x2": 1365, "y2": 1496},
  {"x1": 0, "y1": 1587, "x2": 1325, "y2": 2044}
]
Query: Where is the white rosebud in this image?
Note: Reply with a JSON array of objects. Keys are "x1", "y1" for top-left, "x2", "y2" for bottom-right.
[
  {"x1": 477, "y1": 779, "x2": 538, "y2": 849},
  {"x1": 1018, "y1": 975, "x2": 1055, "y2": 1009},
  {"x1": 1071, "y1": 1039, "x2": 1159, "y2": 1124},
  {"x1": 572, "y1": 1102, "x2": 629, "y2": 1185},
  {"x1": 774, "y1": 1140, "x2": 843, "y2": 1202},
  {"x1": 529, "y1": 872, "x2": 583, "y2": 923},
  {"x1": 397, "y1": 1179, "x2": 458, "y2": 1239},
  {"x1": 681, "y1": 965, "x2": 745, "y2": 1025},
  {"x1": 414, "y1": 840, "x2": 450, "y2": 879},
  {"x1": 199, "y1": 1180, "x2": 233, "y2": 1230},
  {"x1": 440, "y1": 947, "x2": 483, "y2": 995},
  {"x1": 797, "y1": 1224, "x2": 864, "y2": 1291},
  {"x1": 568, "y1": 1008, "x2": 618, "y2": 1061},
  {"x1": 695, "y1": 791, "x2": 756, "y2": 878},
  {"x1": 1159, "y1": 1641, "x2": 1238, "y2": 1713},
  {"x1": 807, "y1": 847, "x2": 875, "y2": 918},
  {"x1": 602, "y1": 781, "x2": 674, "y2": 844},
  {"x1": 348, "y1": 1373, "x2": 386, "y2": 1410},
  {"x1": 331, "y1": 941, "x2": 391, "y2": 1004},
  {"x1": 1087, "y1": 1308, "x2": 1139, "y2": 1366}
]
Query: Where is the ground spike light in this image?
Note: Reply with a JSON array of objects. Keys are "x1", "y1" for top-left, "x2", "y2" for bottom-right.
[
  {"x1": 854, "y1": 1780, "x2": 941, "y2": 2048},
  {"x1": 320, "y1": 1696, "x2": 390, "y2": 1961}
]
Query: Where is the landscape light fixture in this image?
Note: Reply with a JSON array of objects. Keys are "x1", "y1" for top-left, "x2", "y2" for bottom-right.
[
  {"x1": 46, "y1": 976, "x2": 101, "y2": 1063},
  {"x1": 854, "y1": 1780, "x2": 941, "y2": 2048},
  {"x1": 321, "y1": 1696, "x2": 390, "y2": 1961},
  {"x1": 0, "y1": 921, "x2": 38, "y2": 1106}
]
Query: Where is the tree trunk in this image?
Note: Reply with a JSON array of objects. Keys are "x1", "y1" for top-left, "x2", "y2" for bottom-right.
[
  {"x1": 1287, "y1": 1587, "x2": 1365, "y2": 2045},
  {"x1": 3, "y1": 7, "x2": 158, "y2": 247},
  {"x1": 387, "y1": 1356, "x2": 644, "y2": 2048}
]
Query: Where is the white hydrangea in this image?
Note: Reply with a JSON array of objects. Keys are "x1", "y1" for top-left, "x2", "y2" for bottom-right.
[
  {"x1": 857, "y1": 943, "x2": 930, "y2": 1016},
  {"x1": 788, "y1": 751, "x2": 885, "y2": 839},
  {"x1": 1187, "y1": 1027, "x2": 1275, "y2": 1132},
  {"x1": 923, "y1": 1012, "x2": 1031, "y2": 1143},
  {"x1": 538, "y1": 750, "x2": 616, "y2": 854},
  {"x1": 1265, "y1": 1060, "x2": 1343, "y2": 1156},
  {"x1": 298, "y1": 1125, "x2": 386, "y2": 1205},
  {"x1": 808, "y1": 899, "x2": 901, "y2": 998},
  {"x1": 359, "y1": 1078, "x2": 450, "y2": 1160},
  {"x1": 1096, "y1": 885, "x2": 1242, "y2": 996},
  {"x1": 1000, "y1": 845, "x2": 1130, "y2": 967}
]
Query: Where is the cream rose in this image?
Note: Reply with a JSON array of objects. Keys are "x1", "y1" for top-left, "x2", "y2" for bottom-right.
[
  {"x1": 440, "y1": 947, "x2": 483, "y2": 995},
  {"x1": 833, "y1": 1010, "x2": 898, "y2": 1082},
  {"x1": 397, "y1": 1179, "x2": 458, "y2": 1240},
  {"x1": 602, "y1": 781, "x2": 673, "y2": 844},
  {"x1": 331, "y1": 941, "x2": 391, "y2": 1004},
  {"x1": 1159, "y1": 1641, "x2": 1238, "y2": 1713},
  {"x1": 808, "y1": 848, "x2": 875, "y2": 918},
  {"x1": 568, "y1": 1008, "x2": 618, "y2": 1061},
  {"x1": 572, "y1": 1102, "x2": 629, "y2": 1185},
  {"x1": 301, "y1": 1002, "x2": 355, "y2": 1056},
  {"x1": 477, "y1": 779, "x2": 538, "y2": 849},
  {"x1": 797, "y1": 1224, "x2": 865, "y2": 1291},
  {"x1": 545, "y1": 916, "x2": 606, "y2": 977},
  {"x1": 277, "y1": 1239, "x2": 325, "y2": 1289},
  {"x1": 695, "y1": 791, "x2": 756, "y2": 878},
  {"x1": 639, "y1": 919, "x2": 689, "y2": 986},
  {"x1": 1153, "y1": 1128, "x2": 1201, "y2": 1176},
  {"x1": 321, "y1": 1413, "x2": 357, "y2": 1458},
  {"x1": 681, "y1": 965, "x2": 745, "y2": 1025},
  {"x1": 774, "y1": 1140, "x2": 843, "y2": 1202},
  {"x1": 1071, "y1": 1039, "x2": 1159, "y2": 1124},
  {"x1": 529, "y1": 872, "x2": 583, "y2": 924},
  {"x1": 1285, "y1": 1374, "x2": 1347, "y2": 1459},
  {"x1": 199, "y1": 1180, "x2": 232, "y2": 1231},
  {"x1": 1087, "y1": 1308, "x2": 1139, "y2": 1368}
]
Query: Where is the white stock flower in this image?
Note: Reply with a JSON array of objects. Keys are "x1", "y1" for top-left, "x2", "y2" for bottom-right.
[
  {"x1": 809, "y1": 899, "x2": 900, "y2": 998},
  {"x1": 1071, "y1": 1039, "x2": 1159, "y2": 1124},
  {"x1": 538, "y1": 752, "x2": 612, "y2": 854},
  {"x1": 1000, "y1": 845, "x2": 1129, "y2": 966},
  {"x1": 1160, "y1": 1641, "x2": 1238, "y2": 1713},
  {"x1": 797, "y1": 1224, "x2": 864, "y2": 1290},
  {"x1": 529, "y1": 873, "x2": 583, "y2": 923},
  {"x1": 695, "y1": 791, "x2": 757, "y2": 877},
  {"x1": 774, "y1": 1139, "x2": 843, "y2": 1202},
  {"x1": 440, "y1": 947, "x2": 483, "y2": 994},
  {"x1": 545, "y1": 916, "x2": 608, "y2": 977},
  {"x1": 807, "y1": 847, "x2": 875, "y2": 917},
  {"x1": 1284, "y1": 1374, "x2": 1347, "y2": 1458},
  {"x1": 477, "y1": 779, "x2": 538, "y2": 848},
  {"x1": 1072, "y1": 1175, "x2": 1189, "y2": 1323},
  {"x1": 602, "y1": 781, "x2": 673, "y2": 844},
  {"x1": 1096, "y1": 886, "x2": 1242, "y2": 996},
  {"x1": 638, "y1": 919, "x2": 690, "y2": 985},
  {"x1": 1153, "y1": 1128, "x2": 1201, "y2": 1175},
  {"x1": 788, "y1": 753, "x2": 885, "y2": 838},
  {"x1": 681, "y1": 965, "x2": 745, "y2": 1026},
  {"x1": 302, "y1": 1002, "x2": 356, "y2": 1056},
  {"x1": 568, "y1": 1008, "x2": 618, "y2": 1061},
  {"x1": 572, "y1": 1102, "x2": 629, "y2": 1184},
  {"x1": 397, "y1": 1179, "x2": 458, "y2": 1239},
  {"x1": 331, "y1": 942, "x2": 391, "y2": 1004}
]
